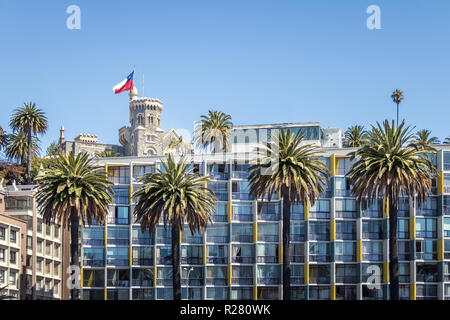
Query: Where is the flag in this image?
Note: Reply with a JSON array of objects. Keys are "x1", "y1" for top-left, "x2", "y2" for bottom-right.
[{"x1": 113, "y1": 71, "x2": 134, "y2": 94}]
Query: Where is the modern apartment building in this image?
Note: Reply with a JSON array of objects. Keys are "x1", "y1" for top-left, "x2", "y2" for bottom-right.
[
  {"x1": 79, "y1": 143, "x2": 450, "y2": 300},
  {"x1": 0, "y1": 192, "x2": 27, "y2": 300},
  {"x1": 0, "y1": 184, "x2": 71, "y2": 300}
]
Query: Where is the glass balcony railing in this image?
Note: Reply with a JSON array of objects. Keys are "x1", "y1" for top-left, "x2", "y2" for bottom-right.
[{"x1": 232, "y1": 277, "x2": 253, "y2": 285}]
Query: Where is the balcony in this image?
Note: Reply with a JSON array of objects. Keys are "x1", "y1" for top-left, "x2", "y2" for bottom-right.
[
  {"x1": 180, "y1": 257, "x2": 203, "y2": 265},
  {"x1": 83, "y1": 259, "x2": 104, "y2": 267},
  {"x1": 232, "y1": 256, "x2": 254, "y2": 264},
  {"x1": 232, "y1": 214, "x2": 253, "y2": 222},
  {"x1": 107, "y1": 217, "x2": 129, "y2": 225},
  {"x1": 309, "y1": 255, "x2": 331, "y2": 263},
  {"x1": 83, "y1": 239, "x2": 104, "y2": 246},
  {"x1": 132, "y1": 258, "x2": 153, "y2": 266},
  {"x1": 206, "y1": 278, "x2": 227, "y2": 286},
  {"x1": 206, "y1": 236, "x2": 228, "y2": 244},
  {"x1": 257, "y1": 277, "x2": 280, "y2": 285},
  {"x1": 132, "y1": 238, "x2": 153, "y2": 245},
  {"x1": 256, "y1": 256, "x2": 278, "y2": 263},
  {"x1": 181, "y1": 279, "x2": 203, "y2": 286},
  {"x1": 232, "y1": 277, "x2": 253, "y2": 285},
  {"x1": 107, "y1": 280, "x2": 129, "y2": 287},
  {"x1": 335, "y1": 276, "x2": 358, "y2": 283},
  {"x1": 362, "y1": 232, "x2": 384, "y2": 240},
  {"x1": 206, "y1": 257, "x2": 227, "y2": 264},
  {"x1": 335, "y1": 211, "x2": 358, "y2": 219},
  {"x1": 291, "y1": 277, "x2": 304, "y2": 285},
  {"x1": 257, "y1": 213, "x2": 280, "y2": 221},
  {"x1": 156, "y1": 279, "x2": 172, "y2": 286},
  {"x1": 335, "y1": 255, "x2": 356, "y2": 262},
  {"x1": 106, "y1": 259, "x2": 128, "y2": 266},
  {"x1": 362, "y1": 254, "x2": 383, "y2": 261},
  {"x1": 156, "y1": 256, "x2": 172, "y2": 265},
  {"x1": 290, "y1": 255, "x2": 304, "y2": 263},
  {"x1": 232, "y1": 234, "x2": 253, "y2": 243},
  {"x1": 257, "y1": 235, "x2": 279, "y2": 242}
]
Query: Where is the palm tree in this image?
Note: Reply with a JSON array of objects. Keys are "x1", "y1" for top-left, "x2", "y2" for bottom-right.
[
  {"x1": 444, "y1": 137, "x2": 450, "y2": 144},
  {"x1": 344, "y1": 125, "x2": 368, "y2": 147},
  {"x1": 10, "y1": 102, "x2": 48, "y2": 183},
  {"x1": 391, "y1": 89, "x2": 404, "y2": 126},
  {"x1": 6, "y1": 131, "x2": 40, "y2": 165},
  {"x1": 97, "y1": 150, "x2": 121, "y2": 158},
  {"x1": 133, "y1": 154, "x2": 217, "y2": 300},
  {"x1": 35, "y1": 152, "x2": 113, "y2": 300},
  {"x1": 248, "y1": 128, "x2": 329, "y2": 300},
  {"x1": 414, "y1": 129, "x2": 440, "y2": 147},
  {"x1": 46, "y1": 141, "x2": 60, "y2": 156},
  {"x1": 194, "y1": 110, "x2": 232, "y2": 153},
  {"x1": 0, "y1": 126, "x2": 8, "y2": 151},
  {"x1": 347, "y1": 120, "x2": 436, "y2": 300}
]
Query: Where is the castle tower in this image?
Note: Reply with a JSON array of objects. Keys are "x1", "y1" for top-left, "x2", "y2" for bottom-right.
[{"x1": 118, "y1": 86, "x2": 164, "y2": 156}]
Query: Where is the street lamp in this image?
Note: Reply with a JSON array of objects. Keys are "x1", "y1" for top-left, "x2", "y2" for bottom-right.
[{"x1": 183, "y1": 267, "x2": 194, "y2": 299}]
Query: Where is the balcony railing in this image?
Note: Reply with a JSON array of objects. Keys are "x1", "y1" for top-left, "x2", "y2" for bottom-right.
[
  {"x1": 206, "y1": 236, "x2": 228, "y2": 243},
  {"x1": 335, "y1": 276, "x2": 358, "y2": 283},
  {"x1": 416, "y1": 252, "x2": 437, "y2": 260},
  {"x1": 231, "y1": 171, "x2": 249, "y2": 179},
  {"x1": 257, "y1": 235, "x2": 279, "y2": 242},
  {"x1": 132, "y1": 238, "x2": 153, "y2": 245},
  {"x1": 106, "y1": 258, "x2": 128, "y2": 266},
  {"x1": 157, "y1": 236, "x2": 172, "y2": 244},
  {"x1": 212, "y1": 215, "x2": 228, "y2": 222},
  {"x1": 181, "y1": 257, "x2": 203, "y2": 265},
  {"x1": 156, "y1": 279, "x2": 172, "y2": 286},
  {"x1": 232, "y1": 277, "x2": 253, "y2": 285},
  {"x1": 362, "y1": 254, "x2": 383, "y2": 261},
  {"x1": 290, "y1": 277, "x2": 304, "y2": 285},
  {"x1": 156, "y1": 256, "x2": 172, "y2": 265},
  {"x1": 232, "y1": 256, "x2": 254, "y2": 264},
  {"x1": 107, "y1": 238, "x2": 129, "y2": 246},
  {"x1": 336, "y1": 233, "x2": 356, "y2": 240},
  {"x1": 362, "y1": 232, "x2": 384, "y2": 240},
  {"x1": 181, "y1": 279, "x2": 203, "y2": 286},
  {"x1": 416, "y1": 231, "x2": 437, "y2": 238},
  {"x1": 107, "y1": 217, "x2": 129, "y2": 225},
  {"x1": 291, "y1": 234, "x2": 305, "y2": 242},
  {"x1": 83, "y1": 239, "x2": 104, "y2": 246},
  {"x1": 232, "y1": 214, "x2": 253, "y2": 222},
  {"x1": 291, "y1": 213, "x2": 304, "y2": 221},
  {"x1": 132, "y1": 280, "x2": 153, "y2": 287},
  {"x1": 257, "y1": 214, "x2": 280, "y2": 221},
  {"x1": 232, "y1": 193, "x2": 254, "y2": 201},
  {"x1": 107, "y1": 280, "x2": 129, "y2": 287},
  {"x1": 132, "y1": 258, "x2": 153, "y2": 266},
  {"x1": 257, "y1": 277, "x2": 280, "y2": 285},
  {"x1": 335, "y1": 254, "x2": 356, "y2": 262},
  {"x1": 206, "y1": 278, "x2": 227, "y2": 285},
  {"x1": 206, "y1": 257, "x2": 227, "y2": 264},
  {"x1": 335, "y1": 211, "x2": 358, "y2": 219},
  {"x1": 309, "y1": 255, "x2": 331, "y2": 262},
  {"x1": 309, "y1": 212, "x2": 330, "y2": 220},
  {"x1": 309, "y1": 276, "x2": 329, "y2": 284},
  {"x1": 256, "y1": 256, "x2": 278, "y2": 263},
  {"x1": 290, "y1": 255, "x2": 304, "y2": 263},
  {"x1": 232, "y1": 235, "x2": 253, "y2": 243},
  {"x1": 83, "y1": 259, "x2": 105, "y2": 267}
]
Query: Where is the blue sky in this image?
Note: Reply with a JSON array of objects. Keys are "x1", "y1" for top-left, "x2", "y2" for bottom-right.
[{"x1": 1, "y1": 0, "x2": 449, "y2": 154}]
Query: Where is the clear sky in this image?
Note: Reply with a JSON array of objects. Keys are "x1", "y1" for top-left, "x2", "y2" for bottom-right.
[{"x1": 1, "y1": 0, "x2": 449, "y2": 154}]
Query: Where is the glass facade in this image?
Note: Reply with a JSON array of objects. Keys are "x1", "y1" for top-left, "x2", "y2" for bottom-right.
[{"x1": 81, "y1": 151, "x2": 450, "y2": 300}]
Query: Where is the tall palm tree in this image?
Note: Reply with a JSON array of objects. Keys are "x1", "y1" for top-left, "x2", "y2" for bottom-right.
[
  {"x1": 97, "y1": 150, "x2": 121, "y2": 158},
  {"x1": 414, "y1": 129, "x2": 440, "y2": 147},
  {"x1": 347, "y1": 120, "x2": 436, "y2": 300},
  {"x1": 5, "y1": 131, "x2": 40, "y2": 165},
  {"x1": 391, "y1": 89, "x2": 404, "y2": 126},
  {"x1": 133, "y1": 154, "x2": 217, "y2": 300},
  {"x1": 194, "y1": 110, "x2": 232, "y2": 153},
  {"x1": 344, "y1": 125, "x2": 369, "y2": 147},
  {"x1": 0, "y1": 126, "x2": 8, "y2": 151},
  {"x1": 35, "y1": 152, "x2": 113, "y2": 300},
  {"x1": 10, "y1": 102, "x2": 48, "y2": 184},
  {"x1": 248, "y1": 128, "x2": 329, "y2": 300}
]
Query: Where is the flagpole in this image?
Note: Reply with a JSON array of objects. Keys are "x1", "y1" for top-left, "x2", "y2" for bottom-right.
[{"x1": 143, "y1": 73, "x2": 145, "y2": 97}]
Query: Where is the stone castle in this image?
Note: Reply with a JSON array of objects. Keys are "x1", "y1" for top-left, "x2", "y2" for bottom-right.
[{"x1": 60, "y1": 87, "x2": 193, "y2": 157}]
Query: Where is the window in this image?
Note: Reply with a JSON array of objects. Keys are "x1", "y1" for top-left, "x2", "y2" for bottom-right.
[
  {"x1": 0, "y1": 270, "x2": 4, "y2": 284},
  {"x1": 9, "y1": 272, "x2": 16, "y2": 285},
  {"x1": 206, "y1": 287, "x2": 229, "y2": 300},
  {"x1": 362, "y1": 241, "x2": 383, "y2": 261},
  {"x1": 257, "y1": 287, "x2": 279, "y2": 300},
  {"x1": 336, "y1": 264, "x2": 357, "y2": 283},
  {"x1": 257, "y1": 265, "x2": 281, "y2": 285},
  {"x1": 416, "y1": 263, "x2": 438, "y2": 282},
  {"x1": 334, "y1": 242, "x2": 356, "y2": 262},
  {"x1": 231, "y1": 244, "x2": 254, "y2": 264},
  {"x1": 256, "y1": 244, "x2": 279, "y2": 263},
  {"x1": 206, "y1": 266, "x2": 227, "y2": 285},
  {"x1": 362, "y1": 220, "x2": 384, "y2": 240},
  {"x1": 108, "y1": 167, "x2": 130, "y2": 185},
  {"x1": 231, "y1": 287, "x2": 253, "y2": 300},
  {"x1": 156, "y1": 266, "x2": 172, "y2": 286},
  {"x1": 361, "y1": 199, "x2": 383, "y2": 218},
  {"x1": 336, "y1": 158, "x2": 352, "y2": 176},
  {"x1": 257, "y1": 202, "x2": 280, "y2": 221},
  {"x1": 232, "y1": 181, "x2": 253, "y2": 200},
  {"x1": 398, "y1": 219, "x2": 409, "y2": 239},
  {"x1": 212, "y1": 203, "x2": 228, "y2": 222},
  {"x1": 83, "y1": 248, "x2": 105, "y2": 267},
  {"x1": 231, "y1": 224, "x2": 252, "y2": 243},
  {"x1": 444, "y1": 218, "x2": 450, "y2": 237},
  {"x1": 335, "y1": 199, "x2": 357, "y2": 218},
  {"x1": 336, "y1": 221, "x2": 356, "y2": 240},
  {"x1": 309, "y1": 265, "x2": 330, "y2": 284},
  {"x1": 132, "y1": 247, "x2": 153, "y2": 266},
  {"x1": 335, "y1": 177, "x2": 351, "y2": 197},
  {"x1": 257, "y1": 223, "x2": 278, "y2": 242},
  {"x1": 206, "y1": 225, "x2": 229, "y2": 243},
  {"x1": 290, "y1": 243, "x2": 305, "y2": 263},
  {"x1": 398, "y1": 240, "x2": 410, "y2": 260},
  {"x1": 399, "y1": 263, "x2": 410, "y2": 283},
  {"x1": 232, "y1": 266, "x2": 253, "y2": 285},
  {"x1": 82, "y1": 227, "x2": 104, "y2": 246},
  {"x1": 417, "y1": 284, "x2": 438, "y2": 300},
  {"x1": 291, "y1": 203, "x2": 304, "y2": 220},
  {"x1": 362, "y1": 263, "x2": 383, "y2": 283},
  {"x1": 0, "y1": 248, "x2": 5, "y2": 262},
  {"x1": 232, "y1": 203, "x2": 253, "y2": 222},
  {"x1": 416, "y1": 198, "x2": 437, "y2": 216},
  {"x1": 309, "y1": 200, "x2": 330, "y2": 219},
  {"x1": 181, "y1": 267, "x2": 204, "y2": 286},
  {"x1": 10, "y1": 230, "x2": 17, "y2": 243},
  {"x1": 181, "y1": 229, "x2": 203, "y2": 244},
  {"x1": 398, "y1": 199, "x2": 410, "y2": 217},
  {"x1": 112, "y1": 186, "x2": 129, "y2": 204},
  {"x1": 27, "y1": 236, "x2": 32, "y2": 249},
  {"x1": 309, "y1": 242, "x2": 331, "y2": 262},
  {"x1": 336, "y1": 285, "x2": 357, "y2": 300},
  {"x1": 156, "y1": 226, "x2": 171, "y2": 244},
  {"x1": 156, "y1": 246, "x2": 172, "y2": 265},
  {"x1": 132, "y1": 268, "x2": 154, "y2": 287},
  {"x1": 106, "y1": 247, "x2": 128, "y2": 266},
  {"x1": 207, "y1": 163, "x2": 229, "y2": 180},
  {"x1": 181, "y1": 245, "x2": 203, "y2": 265},
  {"x1": 291, "y1": 222, "x2": 305, "y2": 241},
  {"x1": 416, "y1": 218, "x2": 437, "y2": 238},
  {"x1": 107, "y1": 226, "x2": 129, "y2": 245},
  {"x1": 309, "y1": 221, "x2": 330, "y2": 241},
  {"x1": 291, "y1": 265, "x2": 304, "y2": 284},
  {"x1": 206, "y1": 245, "x2": 228, "y2": 264},
  {"x1": 309, "y1": 286, "x2": 330, "y2": 300},
  {"x1": 0, "y1": 227, "x2": 5, "y2": 240},
  {"x1": 416, "y1": 240, "x2": 437, "y2": 260},
  {"x1": 109, "y1": 206, "x2": 129, "y2": 225},
  {"x1": 208, "y1": 182, "x2": 228, "y2": 201}
]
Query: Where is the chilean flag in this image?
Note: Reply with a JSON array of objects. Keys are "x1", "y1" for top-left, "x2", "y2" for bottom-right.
[{"x1": 113, "y1": 71, "x2": 134, "y2": 94}]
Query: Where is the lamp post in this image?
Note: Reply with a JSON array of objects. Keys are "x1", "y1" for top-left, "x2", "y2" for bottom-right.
[{"x1": 183, "y1": 267, "x2": 194, "y2": 299}]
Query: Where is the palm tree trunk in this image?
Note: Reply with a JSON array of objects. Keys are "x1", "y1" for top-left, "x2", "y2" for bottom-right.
[
  {"x1": 70, "y1": 210, "x2": 80, "y2": 300},
  {"x1": 27, "y1": 128, "x2": 32, "y2": 184},
  {"x1": 171, "y1": 223, "x2": 182, "y2": 300},
  {"x1": 388, "y1": 197, "x2": 399, "y2": 300},
  {"x1": 282, "y1": 185, "x2": 291, "y2": 300}
]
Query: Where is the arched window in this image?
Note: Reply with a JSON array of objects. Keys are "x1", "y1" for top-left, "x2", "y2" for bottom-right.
[
  {"x1": 137, "y1": 114, "x2": 143, "y2": 125},
  {"x1": 157, "y1": 118, "x2": 160, "y2": 126},
  {"x1": 148, "y1": 150, "x2": 155, "y2": 156}
]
